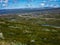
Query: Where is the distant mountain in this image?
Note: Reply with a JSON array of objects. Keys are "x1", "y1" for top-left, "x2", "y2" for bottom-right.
[{"x1": 0, "y1": 7, "x2": 60, "y2": 14}]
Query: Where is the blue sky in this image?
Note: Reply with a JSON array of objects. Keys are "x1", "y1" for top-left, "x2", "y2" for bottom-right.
[{"x1": 0, "y1": 0, "x2": 60, "y2": 9}]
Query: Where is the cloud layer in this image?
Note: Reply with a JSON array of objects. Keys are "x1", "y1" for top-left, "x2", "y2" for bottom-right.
[{"x1": 0, "y1": 0, "x2": 60, "y2": 9}]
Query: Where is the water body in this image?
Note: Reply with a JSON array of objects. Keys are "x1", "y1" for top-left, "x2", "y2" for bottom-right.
[{"x1": 42, "y1": 24, "x2": 60, "y2": 28}]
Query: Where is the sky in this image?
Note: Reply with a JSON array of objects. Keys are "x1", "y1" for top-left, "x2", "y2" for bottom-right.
[{"x1": 0, "y1": 0, "x2": 60, "y2": 9}]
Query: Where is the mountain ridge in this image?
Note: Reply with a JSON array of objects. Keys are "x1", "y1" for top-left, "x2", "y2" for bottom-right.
[{"x1": 0, "y1": 7, "x2": 60, "y2": 14}]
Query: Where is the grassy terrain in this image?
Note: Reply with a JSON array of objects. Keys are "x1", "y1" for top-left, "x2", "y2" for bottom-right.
[{"x1": 0, "y1": 15, "x2": 60, "y2": 45}]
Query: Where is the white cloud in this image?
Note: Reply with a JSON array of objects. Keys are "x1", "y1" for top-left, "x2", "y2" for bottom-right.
[
  {"x1": 49, "y1": 4, "x2": 59, "y2": 8},
  {"x1": 3, "y1": 0, "x2": 8, "y2": 3},
  {"x1": 50, "y1": 4, "x2": 54, "y2": 7},
  {"x1": 2, "y1": 3, "x2": 7, "y2": 7},
  {"x1": 40, "y1": 3, "x2": 45, "y2": 6},
  {"x1": 54, "y1": 5, "x2": 59, "y2": 8}
]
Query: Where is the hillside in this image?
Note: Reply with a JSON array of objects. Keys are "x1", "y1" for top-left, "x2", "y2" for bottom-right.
[{"x1": 0, "y1": 8, "x2": 60, "y2": 45}]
